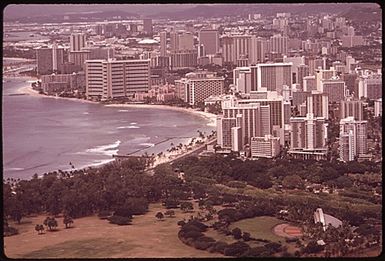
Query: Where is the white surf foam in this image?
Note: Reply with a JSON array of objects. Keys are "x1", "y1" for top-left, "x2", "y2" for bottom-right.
[
  {"x1": 84, "y1": 140, "x2": 121, "y2": 156},
  {"x1": 5, "y1": 167, "x2": 25, "y2": 171},
  {"x1": 117, "y1": 126, "x2": 140, "y2": 129},
  {"x1": 139, "y1": 143, "x2": 155, "y2": 147},
  {"x1": 118, "y1": 109, "x2": 129, "y2": 112}
]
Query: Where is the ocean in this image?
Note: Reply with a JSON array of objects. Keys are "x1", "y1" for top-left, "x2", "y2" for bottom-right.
[{"x1": 2, "y1": 77, "x2": 214, "y2": 180}]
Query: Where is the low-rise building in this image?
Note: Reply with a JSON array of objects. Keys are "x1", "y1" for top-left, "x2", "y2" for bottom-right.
[{"x1": 250, "y1": 135, "x2": 280, "y2": 158}]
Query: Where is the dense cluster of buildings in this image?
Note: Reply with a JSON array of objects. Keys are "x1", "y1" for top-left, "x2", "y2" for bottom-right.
[{"x1": 31, "y1": 11, "x2": 381, "y2": 163}]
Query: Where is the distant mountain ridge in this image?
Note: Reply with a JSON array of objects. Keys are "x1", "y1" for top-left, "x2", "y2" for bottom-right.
[
  {"x1": 4, "y1": 3, "x2": 381, "y2": 22},
  {"x1": 153, "y1": 3, "x2": 380, "y2": 19}
]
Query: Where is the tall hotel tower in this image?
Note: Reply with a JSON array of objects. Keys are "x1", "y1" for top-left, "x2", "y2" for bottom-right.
[{"x1": 85, "y1": 59, "x2": 150, "y2": 100}]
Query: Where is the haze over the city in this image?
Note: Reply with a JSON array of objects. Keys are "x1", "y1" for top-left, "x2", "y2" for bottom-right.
[{"x1": 3, "y1": 3, "x2": 382, "y2": 259}]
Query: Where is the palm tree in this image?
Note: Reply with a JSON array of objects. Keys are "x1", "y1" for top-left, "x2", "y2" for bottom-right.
[{"x1": 63, "y1": 215, "x2": 74, "y2": 228}]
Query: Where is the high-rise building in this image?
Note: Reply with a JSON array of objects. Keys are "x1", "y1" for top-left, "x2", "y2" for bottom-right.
[
  {"x1": 85, "y1": 59, "x2": 150, "y2": 100},
  {"x1": 303, "y1": 75, "x2": 316, "y2": 92},
  {"x1": 250, "y1": 135, "x2": 281, "y2": 158},
  {"x1": 175, "y1": 71, "x2": 224, "y2": 105},
  {"x1": 36, "y1": 45, "x2": 65, "y2": 75},
  {"x1": 289, "y1": 113, "x2": 328, "y2": 160},
  {"x1": 270, "y1": 34, "x2": 288, "y2": 55},
  {"x1": 358, "y1": 73, "x2": 382, "y2": 100},
  {"x1": 199, "y1": 29, "x2": 219, "y2": 55},
  {"x1": 340, "y1": 99, "x2": 364, "y2": 121},
  {"x1": 68, "y1": 51, "x2": 90, "y2": 71},
  {"x1": 292, "y1": 91, "x2": 311, "y2": 107},
  {"x1": 222, "y1": 93, "x2": 286, "y2": 145},
  {"x1": 170, "y1": 50, "x2": 197, "y2": 69},
  {"x1": 250, "y1": 63, "x2": 292, "y2": 95},
  {"x1": 339, "y1": 117, "x2": 368, "y2": 161},
  {"x1": 217, "y1": 117, "x2": 236, "y2": 149},
  {"x1": 307, "y1": 92, "x2": 329, "y2": 119},
  {"x1": 160, "y1": 31, "x2": 167, "y2": 56},
  {"x1": 41, "y1": 72, "x2": 85, "y2": 94},
  {"x1": 297, "y1": 64, "x2": 310, "y2": 90},
  {"x1": 70, "y1": 33, "x2": 87, "y2": 52},
  {"x1": 170, "y1": 31, "x2": 194, "y2": 51},
  {"x1": 283, "y1": 56, "x2": 305, "y2": 85},
  {"x1": 233, "y1": 67, "x2": 252, "y2": 94},
  {"x1": 374, "y1": 98, "x2": 382, "y2": 117},
  {"x1": 315, "y1": 68, "x2": 335, "y2": 91},
  {"x1": 143, "y1": 19, "x2": 153, "y2": 35},
  {"x1": 320, "y1": 78, "x2": 346, "y2": 103}
]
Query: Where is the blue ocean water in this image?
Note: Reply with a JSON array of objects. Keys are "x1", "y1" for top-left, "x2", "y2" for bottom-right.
[{"x1": 2, "y1": 77, "x2": 214, "y2": 179}]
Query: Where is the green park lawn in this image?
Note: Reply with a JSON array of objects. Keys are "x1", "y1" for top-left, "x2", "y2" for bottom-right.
[{"x1": 229, "y1": 216, "x2": 285, "y2": 243}]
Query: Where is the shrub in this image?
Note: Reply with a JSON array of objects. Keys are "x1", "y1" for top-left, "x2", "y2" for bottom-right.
[
  {"x1": 232, "y1": 227, "x2": 242, "y2": 239},
  {"x1": 113, "y1": 208, "x2": 133, "y2": 218},
  {"x1": 163, "y1": 198, "x2": 180, "y2": 209},
  {"x1": 242, "y1": 232, "x2": 251, "y2": 241},
  {"x1": 213, "y1": 241, "x2": 228, "y2": 254},
  {"x1": 184, "y1": 230, "x2": 204, "y2": 239},
  {"x1": 177, "y1": 220, "x2": 186, "y2": 226},
  {"x1": 265, "y1": 242, "x2": 282, "y2": 253},
  {"x1": 4, "y1": 226, "x2": 19, "y2": 237},
  {"x1": 108, "y1": 215, "x2": 132, "y2": 225},
  {"x1": 194, "y1": 240, "x2": 214, "y2": 250},
  {"x1": 243, "y1": 246, "x2": 269, "y2": 257},
  {"x1": 224, "y1": 241, "x2": 250, "y2": 257},
  {"x1": 97, "y1": 210, "x2": 111, "y2": 219},
  {"x1": 227, "y1": 181, "x2": 247, "y2": 189}
]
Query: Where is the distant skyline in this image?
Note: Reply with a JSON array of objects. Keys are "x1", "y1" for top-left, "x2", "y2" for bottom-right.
[{"x1": 4, "y1": 3, "x2": 381, "y2": 21}]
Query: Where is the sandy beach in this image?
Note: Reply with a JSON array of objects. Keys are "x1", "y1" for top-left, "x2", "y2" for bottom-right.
[
  {"x1": 17, "y1": 84, "x2": 217, "y2": 126},
  {"x1": 16, "y1": 83, "x2": 217, "y2": 170}
]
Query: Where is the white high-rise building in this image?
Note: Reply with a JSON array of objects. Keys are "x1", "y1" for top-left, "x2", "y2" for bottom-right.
[
  {"x1": 233, "y1": 67, "x2": 252, "y2": 94},
  {"x1": 306, "y1": 92, "x2": 329, "y2": 120},
  {"x1": 270, "y1": 34, "x2": 288, "y2": 55},
  {"x1": 250, "y1": 135, "x2": 281, "y2": 158},
  {"x1": 340, "y1": 99, "x2": 364, "y2": 120},
  {"x1": 221, "y1": 92, "x2": 286, "y2": 145},
  {"x1": 358, "y1": 73, "x2": 382, "y2": 100},
  {"x1": 250, "y1": 63, "x2": 292, "y2": 95},
  {"x1": 85, "y1": 59, "x2": 150, "y2": 100},
  {"x1": 339, "y1": 117, "x2": 368, "y2": 162},
  {"x1": 175, "y1": 71, "x2": 224, "y2": 105},
  {"x1": 320, "y1": 78, "x2": 346, "y2": 103},
  {"x1": 374, "y1": 98, "x2": 382, "y2": 117},
  {"x1": 70, "y1": 33, "x2": 87, "y2": 52},
  {"x1": 288, "y1": 113, "x2": 328, "y2": 160}
]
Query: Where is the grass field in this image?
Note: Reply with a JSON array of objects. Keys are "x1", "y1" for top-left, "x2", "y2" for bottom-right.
[
  {"x1": 4, "y1": 202, "x2": 222, "y2": 258},
  {"x1": 229, "y1": 216, "x2": 286, "y2": 243}
]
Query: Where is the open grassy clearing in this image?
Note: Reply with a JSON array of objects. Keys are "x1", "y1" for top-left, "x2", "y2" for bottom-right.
[
  {"x1": 5, "y1": 202, "x2": 222, "y2": 258},
  {"x1": 229, "y1": 216, "x2": 285, "y2": 243}
]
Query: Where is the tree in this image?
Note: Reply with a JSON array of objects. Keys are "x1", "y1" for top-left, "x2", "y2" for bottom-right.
[
  {"x1": 155, "y1": 211, "x2": 164, "y2": 221},
  {"x1": 180, "y1": 202, "x2": 194, "y2": 212},
  {"x1": 232, "y1": 227, "x2": 242, "y2": 239},
  {"x1": 242, "y1": 232, "x2": 251, "y2": 241},
  {"x1": 282, "y1": 175, "x2": 304, "y2": 189},
  {"x1": 164, "y1": 210, "x2": 175, "y2": 218},
  {"x1": 43, "y1": 217, "x2": 58, "y2": 231},
  {"x1": 63, "y1": 215, "x2": 74, "y2": 228},
  {"x1": 224, "y1": 241, "x2": 251, "y2": 257},
  {"x1": 35, "y1": 224, "x2": 44, "y2": 235}
]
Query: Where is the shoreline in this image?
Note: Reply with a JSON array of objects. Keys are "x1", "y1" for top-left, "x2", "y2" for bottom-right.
[
  {"x1": 17, "y1": 84, "x2": 217, "y2": 124},
  {"x1": 14, "y1": 82, "x2": 217, "y2": 177}
]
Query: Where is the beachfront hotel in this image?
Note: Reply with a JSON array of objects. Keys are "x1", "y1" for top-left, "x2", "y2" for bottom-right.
[
  {"x1": 175, "y1": 71, "x2": 224, "y2": 106},
  {"x1": 85, "y1": 59, "x2": 150, "y2": 100}
]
